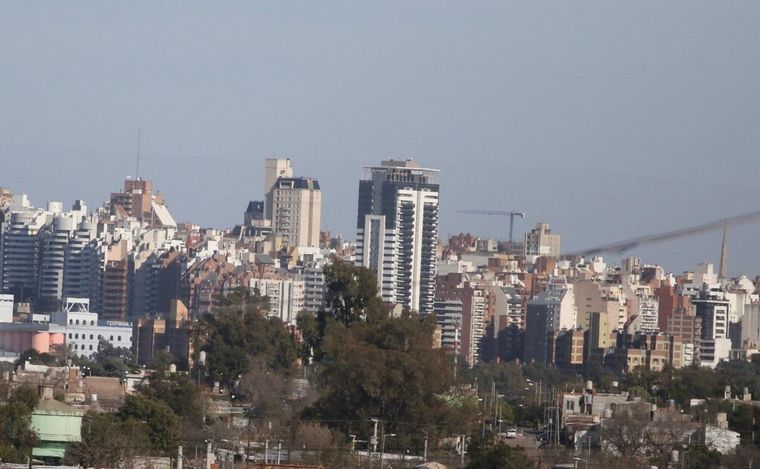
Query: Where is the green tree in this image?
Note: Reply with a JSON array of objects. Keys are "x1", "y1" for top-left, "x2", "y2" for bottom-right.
[
  {"x1": 75, "y1": 339, "x2": 137, "y2": 378},
  {"x1": 16, "y1": 348, "x2": 59, "y2": 367},
  {"x1": 194, "y1": 289, "x2": 298, "y2": 386},
  {"x1": 66, "y1": 411, "x2": 152, "y2": 468},
  {"x1": 321, "y1": 259, "x2": 388, "y2": 326},
  {"x1": 118, "y1": 395, "x2": 180, "y2": 454},
  {"x1": 216, "y1": 286, "x2": 268, "y2": 313},
  {"x1": 296, "y1": 311, "x2": 320, "y2": 363},
  {"x1": 465, "y1": 435, "x2": 532, "y2": 469},
  {"x1": 0, "y1": 385, "x2": 40, "y2": 463},
  {"x1": 309, "y1": 311, "x2": 475, "y2": 442},
  {"x1": 136, "y1": 369, "x2": 203, "y2": 424}
]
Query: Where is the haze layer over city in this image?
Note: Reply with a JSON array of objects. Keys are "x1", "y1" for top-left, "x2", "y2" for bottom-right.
[{"x1": 2, "y1": 1, "x2": 760, "y2": 274}]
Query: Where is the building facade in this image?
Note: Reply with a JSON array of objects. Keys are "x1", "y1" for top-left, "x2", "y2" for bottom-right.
[
  {"x1": 355, "y1": 159, "x2": 439, "y2": 315},
  {"x1": 270, "y1": 177, "x2": 321, "y2": 248},
  {"x1": 524, "y1": 222, "x2": 560, "y2": 258}
]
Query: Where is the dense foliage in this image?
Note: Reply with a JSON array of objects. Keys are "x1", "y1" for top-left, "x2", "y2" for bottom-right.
[
  {"x1": 0, "y1": 385, "x2": 39, "y2": 463},
  {"x1": 194, "y1": 287, "x2": 298, "y2": 385},
  {"x1": 305, "y1": 261, "x2": 478, "y2": 450},
  {"x1": 465, "y1": 435, "x2": 532, "y2": 469}
]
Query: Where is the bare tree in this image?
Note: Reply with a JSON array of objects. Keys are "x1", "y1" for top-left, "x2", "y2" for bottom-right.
[
  {"x1": 602, "y1": 402, "x2": 651, "y2": 460},
  {"x1": 643, "y1": 411, "x2": 696, "y2": 467}
]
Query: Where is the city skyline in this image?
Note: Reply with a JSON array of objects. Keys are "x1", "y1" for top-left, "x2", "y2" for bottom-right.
[{"x1": 1, "y1": 161, "x2": 754, "y2": 279}]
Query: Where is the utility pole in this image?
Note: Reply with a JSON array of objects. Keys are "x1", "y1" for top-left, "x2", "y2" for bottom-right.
[
  {"x1": 369, "y1": 419, "x2": 379, "y2": 469},
  {"x1": 460, "y1": 435, "x2": 466, "y2": 467}
]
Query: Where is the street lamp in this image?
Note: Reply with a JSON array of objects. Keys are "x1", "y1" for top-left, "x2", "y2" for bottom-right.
[{"x1": 379, "y1": 433, "x2": 396, "y2": 469}]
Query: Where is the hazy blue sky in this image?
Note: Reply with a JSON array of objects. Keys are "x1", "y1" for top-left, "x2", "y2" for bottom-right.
[{"x1": 2, "y1": 2, "x2": 759, "y2": 275}]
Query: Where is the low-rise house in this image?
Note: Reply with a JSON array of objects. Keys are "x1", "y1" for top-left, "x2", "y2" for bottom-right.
[{"x1": 31, "y1": 388, "x2": 84, "y2": 462}]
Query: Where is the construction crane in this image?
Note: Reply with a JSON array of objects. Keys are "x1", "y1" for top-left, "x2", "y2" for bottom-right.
[{"x1": 457, "y1": 210, "x2": 526, "y2": 245}]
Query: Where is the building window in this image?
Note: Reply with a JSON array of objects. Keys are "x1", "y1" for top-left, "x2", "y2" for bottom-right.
[
  {"x1": 69, "y1": 319, "x2": 73, "y2": 325},
  {"x1": 90, "y1": 334, "x2": 94, "y2": 340},
  {"x1": 110, "y1": 336, "x2": 113, "y2": 341},
  {"x1": 117, "y1": 336, "x2": 121, "y2": 341},
  {"x1": 91, "y1": 320, "x2": 95, "y2": 326},
  {"x1": 74, "y1": 344, "x2": 78, "y2": 350},
  {"x1": 75, "y1": 333, "x2": 79, "y2": 339},
  {"x1": 68, "y1": 333, "x2": 72, "y2": 339},
  {"x1": 76, "y1": 319, "x2": 80, "y2": 325},
  {"x1": 89, "y1": 345, "x2": 93, "y2": 351}
]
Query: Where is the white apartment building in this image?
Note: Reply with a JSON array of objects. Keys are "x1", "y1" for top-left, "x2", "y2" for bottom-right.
[
  {"x1": 468, "y1": 288, "x2": 487, "y2": 365},
  {"x1": 433, "y1": 297, "x2": 462, "y2": 354},
  {"x1": 39, "y1": 215, "x2": 77, "y2": 305},
  {"x1": 300, "y1": 262, "x2": 327, "y2": 315},
  {"x1": 355, "y1": 160, "x2": 439, "y2": 315},
  {"x1": 50, "y1": 298, "x2": 132, "y2": 357},
  {"x1": 250, "y1": 277, "x2": 305, "y2": 324},
  {"x1": 0, "y1": 210, "x2": 48, "y2": 300}
]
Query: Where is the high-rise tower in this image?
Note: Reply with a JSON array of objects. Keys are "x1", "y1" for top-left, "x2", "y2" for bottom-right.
[
  {"x1": 264, "y1": 158, "x2": 293, "y2": 219},
  {"x1": 355, "y1": 159, "x2": 439, "y2": 315}
]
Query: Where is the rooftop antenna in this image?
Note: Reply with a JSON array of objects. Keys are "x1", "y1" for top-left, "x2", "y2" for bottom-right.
[{"x1": 135, "y1": 128, "x2": 141, "y2": 181}]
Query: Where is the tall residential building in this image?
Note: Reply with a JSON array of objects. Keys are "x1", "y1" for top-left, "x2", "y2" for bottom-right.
[
  {"x1": 264, "y1": 158, "x2": 293, "y2": 219},
  {"x1": 270, "y1": 177, "x2": 321, "y2": 248},
  {"x1": 300, "y1": 261, "x2": 327, "y2": 315},
  {"x1": 0, "y1": 211, "x2": 47, "y2": 302},
  {"x1": 109, "y1": 178, "x2": 176, "y2": 228},
  {"x1": 524, "y1": 222, "x2": 560, "y2": 258},
  {"x1": 523, "y1": 277, "x2": 576, "y2": 364},
  {"x1": 433, "y1": 296, "x2": 463, "y2": 356},
  {"x1": 101, "y1": 240, "x2": 130, "y2": 321},
  {"x1": 63, "y1": 221, "x2": 102, "y2": 308},
  {"x1": 693, "y1": 287, "x2": 731, "y2": 368},
  {"x1": 355, "y1": 159, "x2": 439, "y2": 315},
  {"x1": 38, "y1": 215, "x2": 77, "y2": 310},
  {"x1": 131, "y1": 248, "x2": 185, "y2": 318}
]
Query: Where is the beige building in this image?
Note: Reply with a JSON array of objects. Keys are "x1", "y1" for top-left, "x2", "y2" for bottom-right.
[
  {"x1": 270, "y1": 177, "x2": 321, "y2": 248},
  {"x1": 264, "y1": 158, "x2": 293, "y2": 219},
  {"x1": 524, "y1": 222, "x2": 560, "y2": 258},
  {"x1": 574, "y1": 279, "x2": 603, "y2": 330}
]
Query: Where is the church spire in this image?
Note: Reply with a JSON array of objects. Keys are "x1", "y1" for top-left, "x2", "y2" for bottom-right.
[{"x1": 719, "y1": 222, "x2": 728, "y2": 280}]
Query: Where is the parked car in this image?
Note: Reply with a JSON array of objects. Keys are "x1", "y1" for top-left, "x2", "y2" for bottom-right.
[{"x1": 506, "y1": 428, "x2": 517, "y2": 438}]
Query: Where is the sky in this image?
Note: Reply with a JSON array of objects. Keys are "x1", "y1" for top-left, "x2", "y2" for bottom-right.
[{"x1": 2, "y1": 1, "x2": 759, "y2": 275}]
